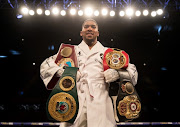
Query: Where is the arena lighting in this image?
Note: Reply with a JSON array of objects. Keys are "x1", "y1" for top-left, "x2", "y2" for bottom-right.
[
  {"x1": 119, "y1": 10, "x2": 125, "y2": 17},
  {"x1": 70, "y1": 8, "x2": 76, "y2": 15},
  {"x1": 52, "y1": 7, "x2": 59, "y2": 15},
  {"x1": 21, "y1": 7, "x2": 28, "y2": 15},
  {"x1": 94, "y1": 10, "x2": 99, "y2": 16},
  {"x1": 135, "y1": 10, "x2": 141, "y2": 16},
  {"x1": 101, "y1": 8, "x2": 108, "y2": 16},
  {"x1": 16, "y1": 14, "x2": 23, "y2": 19},
  {"x1": 18, "y1": 6, "x2": 164, "y2": 18},
  {"x1": 110, "y1": 10, "x2": 115, "y2": 16},
  {"x1": 151, "y1": 11, "x2": 157, "y2": 17},
  {"x1": 29, "y1": 10, "x2": 35, "y2": 16},
  {"x1": 126, "y1": 8, "x2": 134, "y2": 17},
  {"x1": 84, "y1": 7, "x2": 93, "y2": 16},
  {"x1": 36, "y1": 8, "x2": 43, "y2": 15},
  {"x1": 78, "y1": 10, "x2": 83, "y2": 16},
  {"x1": 45, "y1": 10, "x2": 50, "y2": 16},
  {"x1": 60, "y1": 10, "x2": 66, "y2": 16},
  {"x1": 143, "y1": 9, "x2": 149, "y2": 16},
  {"x1": 157, "y1": 9, "x2": 163, "y2": 15}
]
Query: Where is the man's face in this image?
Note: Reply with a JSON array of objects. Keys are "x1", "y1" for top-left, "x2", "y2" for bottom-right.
[{"x1": 80, "y1": 20, "x2": 99, "y2": 44}]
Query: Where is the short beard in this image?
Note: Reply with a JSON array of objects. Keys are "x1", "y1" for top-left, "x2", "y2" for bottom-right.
[{"x1": 84, "y1": 38, "x2": 96, "y2": 46}]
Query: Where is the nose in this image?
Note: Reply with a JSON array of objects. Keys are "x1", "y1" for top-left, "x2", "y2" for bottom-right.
[{"x1": 87, "y1": 26, "x2": 93, "y2": 31}]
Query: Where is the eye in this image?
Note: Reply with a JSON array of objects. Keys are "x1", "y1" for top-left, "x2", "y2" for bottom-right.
[
  {"x1": 84, "y1": 25, "x2": 89, "y2": 28},
  {"x1": 91, "y1": 25, "x2": 96, "y2": 29}
]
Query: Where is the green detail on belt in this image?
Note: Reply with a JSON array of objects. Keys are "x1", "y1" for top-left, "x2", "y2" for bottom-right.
[{"x1": 46, "y1": 67, "x2": 79, "y2": 123}]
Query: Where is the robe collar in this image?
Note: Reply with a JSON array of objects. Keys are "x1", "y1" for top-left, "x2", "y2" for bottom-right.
[{"x1": 78, "y1": 40, "x2": 104, "y2": 56}]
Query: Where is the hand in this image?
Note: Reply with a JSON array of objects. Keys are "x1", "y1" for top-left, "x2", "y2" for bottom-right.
[{"x1": 104, "y1": 69, "x2": 120, "y2": 83}]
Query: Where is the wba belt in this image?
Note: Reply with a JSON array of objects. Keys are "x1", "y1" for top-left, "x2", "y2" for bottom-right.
[
  {"x1": 103, "y1": 48, "x2": 141, "y2": 122},
  {"x1": 46, "y1": 67, "x2": 79, "y2": 123}
]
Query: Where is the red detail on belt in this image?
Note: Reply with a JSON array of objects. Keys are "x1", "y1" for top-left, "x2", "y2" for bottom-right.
[
  {"x1": 103, "y1": 48, "x2": 129, "y2": 71},
  {"x1": 55, "y1": 44, "x2": 78, "y2": 67},
  {"x1": 47, "y1": 43, "x2": 78, "y2": 90},
  {"x1": 121, "y1": 50, "x2": 129, "y2": 69},
  {"x1": 103, "y1": 48, "x2": 113, "y2": 71}
]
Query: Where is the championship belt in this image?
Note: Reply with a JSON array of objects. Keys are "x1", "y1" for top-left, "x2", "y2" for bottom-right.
[
  {"x1": 46, "y1": 67, "x2": 79, "y2": 123},
  {"x1": 103, "y1": 48, "x2": 141, "y2": 122},
  {"x1": 47, "y1": 43, "x2": 78, "y2": 89},
  {"x1": 116, "y1": 80, "x2": 141, "y2": 121},
  {"x1": 103, "y1": 48, "x2": 129, "y2": 71},
  {"x1": 55, "y1": 43, "x2": 78, "y2": 67}
]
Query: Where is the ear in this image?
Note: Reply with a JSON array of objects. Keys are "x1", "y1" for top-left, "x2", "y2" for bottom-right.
[
  {"x1": 80, "y1": 31, "x2": 83, "y2": 36},
  {"x1": 97, "y1": 31, "x2": 99, "y2": 37}
]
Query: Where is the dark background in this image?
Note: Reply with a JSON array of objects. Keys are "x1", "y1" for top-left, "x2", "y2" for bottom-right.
[{"x1": 0, "y1": 4, "x2": 179, "y2": 122}]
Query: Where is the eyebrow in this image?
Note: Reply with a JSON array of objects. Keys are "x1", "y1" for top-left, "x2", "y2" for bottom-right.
[{"x1": 84, "y1": 25, "x2": 96, "y2": 28}]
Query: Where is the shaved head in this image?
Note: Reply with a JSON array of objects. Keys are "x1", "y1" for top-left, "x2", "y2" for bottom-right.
[
  {"x1": 80, "y1": 19, "x2": 99, "y2": 48},
  {"x1": 82, "y1": 19, "x2": 98, "y2": 30}
]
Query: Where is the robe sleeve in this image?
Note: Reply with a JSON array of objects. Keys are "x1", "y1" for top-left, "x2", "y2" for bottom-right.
[
  {"x1": 40, "y1": 54, "x2": 64, "y2": 89},
  {"x1": 118, "y1": 63, "x2": 138, "y2": 86}
]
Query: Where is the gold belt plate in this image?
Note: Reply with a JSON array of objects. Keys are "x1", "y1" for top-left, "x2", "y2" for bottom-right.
[
  {"x1": 105, "y1": 50, "x2": 126, "y2": 70},
  {"x1": 117, "y1": 95, "x2": 141, "y2": 119},
  {"x1": 48, "y1": 92, "x2": 77, "y2": 122}
]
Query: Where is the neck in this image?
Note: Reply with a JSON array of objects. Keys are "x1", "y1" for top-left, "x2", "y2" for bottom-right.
[{"x1": 84, "y1": 39, "x2": 97, "y2": 50}]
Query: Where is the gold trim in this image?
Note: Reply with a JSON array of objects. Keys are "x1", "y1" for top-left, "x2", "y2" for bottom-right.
[
  {"x1": 105, "y1": 50, "x2": 126, "y2": 70},
  {"x1": 48, "y1": 92, "x2": 77, "y2": 122},
  {"x1": 125, "y1": 82, "x2": 134, "y2": 94},
  {"x1": 117, "y1": 95, "x2": 141, "y2": 119},
  {"x1": 57, "y1": 58, "x2": 75, "y2": 67},
  {"x1": 59, "y1": 76, "x2": 75, "y2": 91},
  {"x1": 61, "y1": 47, "x2": 72, "y2": 57}
]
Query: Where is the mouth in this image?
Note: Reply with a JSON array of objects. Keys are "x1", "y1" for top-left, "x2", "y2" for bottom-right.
[{"x1": 86, "y1": 32, "x2": 94, "y2": 35}]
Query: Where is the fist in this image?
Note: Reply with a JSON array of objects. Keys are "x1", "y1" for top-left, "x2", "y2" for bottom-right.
[{"x1": 104, "y1": 69, "x2": 120, "y2": 83}]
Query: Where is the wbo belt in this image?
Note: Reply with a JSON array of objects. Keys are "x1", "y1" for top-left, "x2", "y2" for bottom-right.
[
  {"x1": 103, "y1": 48, "x2": 141, "y2": 122},
  {"x1": 46, "y1": 67, "x2": 79, "y2": 123}
]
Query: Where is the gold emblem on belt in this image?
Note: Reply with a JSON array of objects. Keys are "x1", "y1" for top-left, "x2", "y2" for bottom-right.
[
  {"x1": 61, "y1": 47, "x2": 72, "y2": 58},
  {"x1": 121, "y1": 82, "x2": 134, "y2": 94},
  {"x1": 59, "y1": 76, "x2": 75, "y2": 91},
  {"x1": 48, "y1": 92, "x2": 77, "y2": 122},
  {"x1": 105, "y1": 50, "x2": 126, "y2": 70},
  {"x1": 117, "y1": 95, "x2": 141, "y2": 119}
]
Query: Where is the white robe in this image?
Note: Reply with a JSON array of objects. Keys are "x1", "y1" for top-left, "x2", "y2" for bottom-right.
[{"x1": 40, "y1": 41, "x2": 138, "y2": 127}]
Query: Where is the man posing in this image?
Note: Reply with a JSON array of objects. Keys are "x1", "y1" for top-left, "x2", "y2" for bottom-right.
[{"x1": 40, "y1": 19, "x2": 138, "y2": 127}]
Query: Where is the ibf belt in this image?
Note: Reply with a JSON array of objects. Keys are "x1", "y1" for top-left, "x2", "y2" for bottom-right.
[
  {"x1": 103, "y1": 48, "x2": 141, "y2": 122},
  {"x1": 48, "y1": 43, "x2": 78, "y2": 89},
  {"x1": 103, "y1": 48, "x2": 129, "y2": 71},
  {"x1": 46, "y1": 67, "x2": 79, "y2": 123}
]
